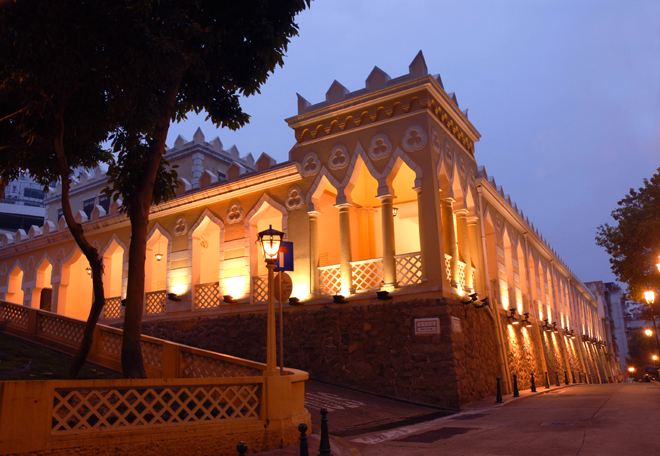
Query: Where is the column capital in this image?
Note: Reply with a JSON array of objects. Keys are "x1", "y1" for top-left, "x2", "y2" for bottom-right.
[
  {"x1": 454, "y1": 208, "x2": 469, "y2": 216},
  {"x1": 441, "y1": 197, "x2": 455, "y2": 205},
  {"x1": 334, "y1": 203, "x2": 353, "y2": 210},
  {"x1": 307, "y1": 210, "x2": 321, "y2": 219},
  {"x1": 377, "y1": 194, "x2": 394, "y2": 203},
  {"x1": 467, "y1": 216, "x2": 479, "y2": 225},
  {"x1": 413, "y1": 187, "x2": 422, "y2": 196}
]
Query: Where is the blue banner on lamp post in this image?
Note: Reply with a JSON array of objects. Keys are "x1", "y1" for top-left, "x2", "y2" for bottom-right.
[{"x1": 274, "y1": 241, "x2": 294, "y2": 272}]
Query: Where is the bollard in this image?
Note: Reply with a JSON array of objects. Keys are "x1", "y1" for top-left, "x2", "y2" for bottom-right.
[
  {"x1": 318, "y1": 408, "x2": 332, "y2": 456},
  {"x1": 236, "y1": 442, "x2": 247, "y2": 456},
  {"x1": 545, "y1": 371, "x2": 550, "y2": 389},
  {"x1": 565, "y1": 371, "x2": 569, "y2": 385},
  {"x1": 496, "y1": 377, "x2": 503, "y2": 403},
  {"x1": 513, "y1": 374, "x2": 520, "y2": 397},
  {"x1": 572, "y1": 370, "x2": 576, "y2": 384},
  {"x1": 555, "y1": 371, "x2": 560, "y2": 387},
  {"x1": 299, "y1": 423, "x2": 309, "y2": 456},
  {"x1": 531, "y1": 372, "x2": 537, "y2": 392}
]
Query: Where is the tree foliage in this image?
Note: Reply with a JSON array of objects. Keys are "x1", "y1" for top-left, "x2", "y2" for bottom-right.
[
  {"x1": 596, "y1": 168, "x2": 660, "y2": 301},
  {"x1": 2, "y1": 0, "x2": 311, "y2": 378}
]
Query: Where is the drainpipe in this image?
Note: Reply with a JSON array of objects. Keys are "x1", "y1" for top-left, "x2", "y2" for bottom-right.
[{"x1": 477, "y1": 185, "x2": 511, "y2": 394}]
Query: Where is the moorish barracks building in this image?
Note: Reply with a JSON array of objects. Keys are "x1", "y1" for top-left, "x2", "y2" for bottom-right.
[{"x1": 0, "y1": 52, "x2": 617, "y2": 406}]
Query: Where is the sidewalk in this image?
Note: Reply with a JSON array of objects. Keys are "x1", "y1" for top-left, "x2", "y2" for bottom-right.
[{"x1": 251, "y1": 382, "x2": 578, "y2": 455}]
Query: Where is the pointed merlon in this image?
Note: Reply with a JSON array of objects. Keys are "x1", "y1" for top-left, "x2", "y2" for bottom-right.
[
  {"x1": 193, "y1": 127, "x2": 205, "y2": 145},
  {"x1": 174, "y1": 135, "x2": 187, "y2": 149},
  {"x1": 297, "y1": 93, "x2": 311, "y2": 114},
  {"x1": 433, "y1": 74, "x2": 444, "y2": 89},
  {"x1": 228, "y1": 145, "x2": 240, "y2": 159},
  {"x1": 366, "y1": 66, "x2": 391, "y2": 91},
  {"x1": 210, "y1": 137, "x2": 223, "y2": 152},
  {"x1": 462, "y1": 108, "x2": 469, "y2": 119},
  {"x1": 256, "y1": 152, "x2": 276, "y2": 172},
  {"x1": 326, "y1": 80, "x2": 350, "y2": 104},
  {"x1": 448, "y1": 92, "x2": 459, "y2": 107},
  {"x1": 409, "y1": 50, "x2": 428, "y2": 77},
  {"x1": 244, "y1": 153, "x2": 255, "y2": 167}
]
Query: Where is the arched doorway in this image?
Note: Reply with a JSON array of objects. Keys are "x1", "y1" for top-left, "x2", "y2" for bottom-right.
[
  {"x1": 191, "y1": 213, "x2": 223, "y2": 309},
  {"x1": 32, "y1": 258, "x2": 53, "y2": 311},
  {"x1": 6, "y1": 264, "x2": 25, "y2": 305},
  {"x1": 246, "y1": 197, "x2": 285, "y2": 304},
  {"x1": 57, "y1": 249, "x2": 93, "y2": 320},
  {"x1": 102, "y1": 238, "x2": 125, "y2": 319},
  {"x1": 145, "y1": 228, "x2": 169, "y2": 315}
]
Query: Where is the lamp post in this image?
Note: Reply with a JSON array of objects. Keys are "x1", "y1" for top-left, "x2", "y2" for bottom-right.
[
  {"x1": 257, "y1": 225, "x2": 284, "y2": 376},
  {"x1": 644, "y1": 291, "x2": 660, "y2": 357}
]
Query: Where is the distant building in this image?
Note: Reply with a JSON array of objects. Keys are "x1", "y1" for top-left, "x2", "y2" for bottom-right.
[{"x1": 0, "y1": 175, "x2": 47, "y2": 237}]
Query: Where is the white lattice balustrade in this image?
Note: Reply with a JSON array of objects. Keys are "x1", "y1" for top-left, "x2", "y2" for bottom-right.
[
  {"x1": 318, "y1": 264, "x2": 341, "y2": 295},
  {"x1": 98, "y1": 330, "x2": 163, "y2": 368},
  {"x1": 103, "y1": 297, "x2": 122, "y2": 320},
  {"x1": 38, "y1": 314, "x2": 84, "y2": 346},
  {"x1": 395, "y1": 252, "x2": 422, "y2": 286},
  {"x1": 195, "y1": 282, "x2": 221, "y2": 310},
  {"x1": 251, "y1": 276, "x2": 268, "y2": 304},
  {"x1": 445, "y1": 254, "x2": 452, "y2": 282},
  {"x1": 181, "y1": 352, "x2": 262, "y2": 378},
  {"x1": 0, "y1": 301, "x2": 29, "y2": 327},
  {"x1": 458, "y1": 261, "x2": 466, "y2": 288},
  {"x1": 145, "y1": 291, "x2": 166, "y2": 315},
  {"x1": 351, "y1": 258, "x2": 384, "y2": 292},
  {"x1": 51, "y1": 383, "x2": 261, "y2": 435}
]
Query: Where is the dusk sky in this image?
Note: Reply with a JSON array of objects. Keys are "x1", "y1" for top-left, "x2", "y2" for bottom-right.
[{"x1": 167, "y1": 0, "x2": 660, "y2": 287}]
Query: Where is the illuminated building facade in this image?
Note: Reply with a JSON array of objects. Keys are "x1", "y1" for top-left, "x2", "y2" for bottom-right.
[{"x1": 0, "y1": 52, "x2": 616, "y2": 400}]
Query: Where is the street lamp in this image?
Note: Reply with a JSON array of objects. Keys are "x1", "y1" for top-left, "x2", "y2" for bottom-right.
[
  {"x1": 257, "y1": 225, "x2": 284, "y2": 376},
  {"x1": 644, "y1": 290, "x2": 660, "y2": 358},
  {"x1": 628, "y1": 366, "x2": 635, "y2": 373},
  {"x1": 644, "y1": 291, "x2": 655, "y2": 305},
  {"x1": 646, "y1": 328, "x2": 653, "y2": 337}
]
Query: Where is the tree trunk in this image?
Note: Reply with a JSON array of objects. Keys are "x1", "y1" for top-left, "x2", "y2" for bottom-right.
[
  {"x1": 52, "y1": 114, "x2": 107, "y2": 380},
  {"x1": 120, "y1": 80, "x2": 180, "y2": 378}
]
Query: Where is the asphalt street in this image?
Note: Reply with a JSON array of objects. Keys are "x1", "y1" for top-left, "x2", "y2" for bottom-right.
[{"x1": 258, "y1": 382, "x2": 660, "y2": 456}]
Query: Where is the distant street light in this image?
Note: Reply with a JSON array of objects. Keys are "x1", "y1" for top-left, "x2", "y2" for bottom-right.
[
  {"x1": 644, "y1": 291, "x2": 660, "y2": 357},
  {"x1": 628, "y1": 367, "x2": 635, "y2": 373},
  {"x1": 656, "y1": 256, "x2": 660, "y2": 273},
  {"x1": 646, "y1": 328, "x2": 653, "y2": 337}
]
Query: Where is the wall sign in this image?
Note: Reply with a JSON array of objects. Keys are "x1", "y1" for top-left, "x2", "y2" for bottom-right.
[
  {"x1": 415, "y1": 318, "x2": 440, "y2": 335},
  {"x1": 451, "y1": 316, "x2": 462, "y2": 332}
]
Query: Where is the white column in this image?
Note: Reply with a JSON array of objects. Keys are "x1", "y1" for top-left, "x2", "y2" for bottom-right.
[
  {"x1": 415, "y1": 187, "x2": 427, "y2": 281},
  {"x1": 379, "y1": 195, "x2": 396, "y2": 290},
  {"x1": 441, "y1": 198, "x2": 459, "y2": 288},
  {"x1": 338, "y1": 204, "x2": 354, "y2": 295},
  {"x1": 308, "y1": 211, "x2": 320, "y2": 296},
  {"x1": 455, "y1": 209, "x2": 472, "y2": 292}
]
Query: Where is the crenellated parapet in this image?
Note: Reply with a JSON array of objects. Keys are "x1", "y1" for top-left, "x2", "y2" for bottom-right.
[{"x1": 287, "y1": 51, "x2": 479, "y2": 155}]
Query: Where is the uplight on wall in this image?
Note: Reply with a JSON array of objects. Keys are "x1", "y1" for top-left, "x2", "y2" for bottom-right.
[{"x1": 225, "y1": 276, "x2": 246, "y2": 299}]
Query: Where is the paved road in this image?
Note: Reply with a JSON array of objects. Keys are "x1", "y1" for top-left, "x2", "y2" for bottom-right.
[
  {"x1": 258, "y1": 382, "x2": 660, "y2": 456},
  {"x1": 347, "y1": 383, "x2": 660, "y2": 456}
]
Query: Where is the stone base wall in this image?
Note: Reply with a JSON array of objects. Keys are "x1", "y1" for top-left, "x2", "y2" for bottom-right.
[
  {"x1": 500, "y1": 316, "x2": 545, "y2": 391},
  {"x1": 541, "y1": 331, "x2": 568, "y2": 384},
  {"x1": 140, "y1": 297, "x2": 499, "y2": 408}
]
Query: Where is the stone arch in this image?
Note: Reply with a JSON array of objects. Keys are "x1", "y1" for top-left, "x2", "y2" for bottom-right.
[
  {"x1": 32, "y1": 254, "x2": 54, "y2": 310},
  {"x1": 306, "y1": 167, "x2": 341, "y2": 212},
  {"x1": 189, "y1": 209, "x2": 226, "y2": 304},
  {"x1": 4, "y1": 260, "x2": 25, "y2": 305},
  {"x1": 336, "y1": 142, "x2": 379, "y2": 206},
  {"x1": 55, "y1": 247, "x2": 93, "y2": 319},
  {"x1": 145, "y1": 223, "x2": 172, "y2": 294},
  {"x1": 101, "y1": 234, "x2": 128, "y2": 299},
  {"x1": 244, "y1": 194, "x2": 288, "y2": 288}
]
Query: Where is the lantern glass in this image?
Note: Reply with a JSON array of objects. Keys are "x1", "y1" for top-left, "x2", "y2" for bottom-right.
[
  {"x1": 644, "y1": 291, "x2": 655, "y2": 305},
  {"x1": 257, "y1": 225, "x2": 284, "y2": 263}
]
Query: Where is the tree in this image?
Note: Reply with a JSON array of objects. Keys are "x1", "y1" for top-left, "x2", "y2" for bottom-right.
[
  {"x1": 596, "y1": 168, "x2": 660, "y2": 302},
  {"x1": 2, "y1": 0, "x2": 311, "y2": 378},
  {"x1": 0, "y1": 0, "x2": 115, "y2": 378}
]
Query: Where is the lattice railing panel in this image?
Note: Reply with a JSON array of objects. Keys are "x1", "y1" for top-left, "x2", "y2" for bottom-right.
[
  {"x1": 458, "y1": 261, "x2": 466, "y2": 288},
  {"x1": 142, "y1": 341, "x2": 164, "y2": 368},
  {"x1": 37, "y1": 314, "x2": 84, "y2": 346},
  {"x1": 145, "y1": 291, "x2": 166, "y2": 315},
  {"x1": 251, "y1": 276, "x2": 268, "y2": 304},
  {"x1": 351, "y1": 259, "x2": 384, "y2": 292},
  {"x1": 51, "y1": 383, "x2": 261, "y2": 435},
  {"x1": 0, "y1": 301, "x2": 29, "y2": 327},
  {"x1": 395, "y1": 252, "x2": 422, "y2": 286},
  {"x1": 445, "y1": 254, "x2": 452, "y2": 282},
  {"x1": 181, "y1": 352, "x2": 262, "y2": 378},
  {"x1": 103, "y1": 297, "x2": 122, "y2": 320},
  {"x1": 98, "y1": 332, "x2": 162, "y2": 368},
  {"x1": 318, "y1": 265, "x2": 341, "y2": 296},
  {"x1": 195, "y1": 282, "x2": 220, "y2": 310},
  {"x1": 99, "y1": 331, "x2": 122, "y2": 358}
]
